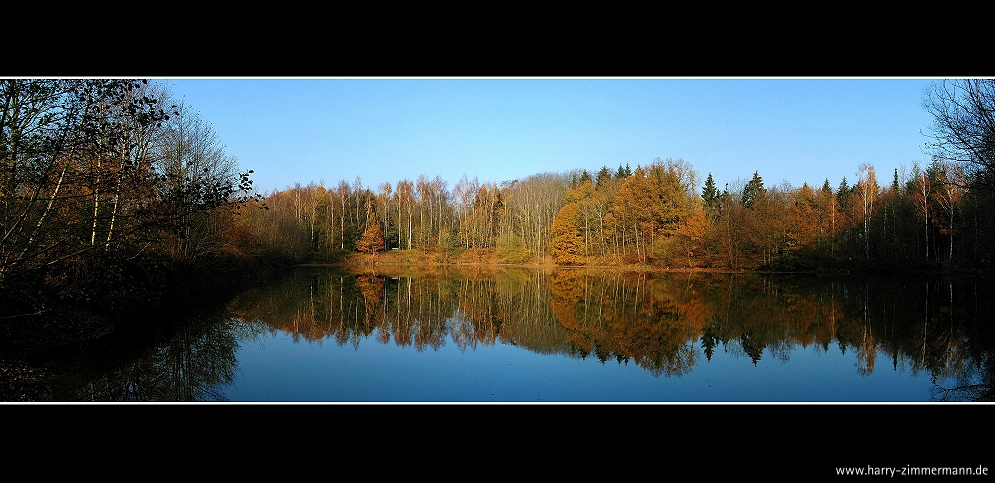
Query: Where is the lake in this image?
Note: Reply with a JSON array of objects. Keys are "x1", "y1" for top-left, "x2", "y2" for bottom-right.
[{"x1": 26, "y1": 266, "x2": 995, "y2": 402}]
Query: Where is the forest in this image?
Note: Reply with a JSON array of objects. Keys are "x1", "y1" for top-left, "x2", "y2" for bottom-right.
[
  {"x1": 3, "y1": 79, "x2": 995, "y2": 319},
  {"x1": 249, "y1": 155, "x2": 995, "y2": 271}
]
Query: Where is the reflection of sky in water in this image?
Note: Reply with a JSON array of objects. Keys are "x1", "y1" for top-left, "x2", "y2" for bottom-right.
[{"x1": 221, "y1": 325, "x2": 947, "y2": 403}]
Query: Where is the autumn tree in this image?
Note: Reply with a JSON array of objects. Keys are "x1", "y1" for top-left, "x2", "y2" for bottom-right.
[
  {"x1": 550, "y1": 201, "x2": 585, "y2": 264},
  {"x1": 356, "y1": 196, "x2": 385, "y2": 256},
  {"x1": 788, "y1": 182, "x2": 820, "y2": 259},
  {"x1": 1, "y1": 79, "x2": 171, "y2": 283},
  {"x1": 609, "y1": 158, "x2": 699, "y2": 265},
  {"x1": 677, "y1": 200, "x2": 707, "y2": 268}
]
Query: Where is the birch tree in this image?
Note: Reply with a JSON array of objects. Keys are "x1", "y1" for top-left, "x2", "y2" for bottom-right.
[
  {"x1": 0, "y1": 79, "x2": 169, "y2": 282},
  {"x1": 855, "y1": 163, "x2": 878, "y2": 259}
]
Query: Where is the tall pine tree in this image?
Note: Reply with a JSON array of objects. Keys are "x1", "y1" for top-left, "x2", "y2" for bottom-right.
[
  {"x1": 702, "y1": 173, "x2": 719, "y2": 218},
  {"x1": 742, "y1": 171, "x2": 766, "y2": 208}
]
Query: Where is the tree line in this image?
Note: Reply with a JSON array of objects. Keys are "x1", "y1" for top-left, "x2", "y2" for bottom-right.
[{"x1": 244, "y1": 153, "x2": 995, "y2": 272}]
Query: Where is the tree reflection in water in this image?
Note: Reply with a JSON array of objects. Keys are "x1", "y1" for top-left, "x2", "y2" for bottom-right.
[
  {"x1": 33, "y1": 303, "x2": 253, "y2": 402},
  {"x1": 226, "y1": 267, "x2": 995, "y2": 400},
  {"x1": 22, "y1": 267, "x2": 995, "y2": 401}
]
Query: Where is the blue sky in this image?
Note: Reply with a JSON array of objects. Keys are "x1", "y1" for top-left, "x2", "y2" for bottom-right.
[{"x1": 163, "y1": 77, "x2": 939, "y2": 195}]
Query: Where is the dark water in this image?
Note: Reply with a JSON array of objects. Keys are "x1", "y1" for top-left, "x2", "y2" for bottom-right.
[{"x1": 25, "y1": 267, "x2": 995, "y2": 402}]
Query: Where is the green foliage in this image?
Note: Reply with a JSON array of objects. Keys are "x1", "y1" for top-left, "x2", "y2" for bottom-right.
[
  {"x1": 741, "y1": 171, "x2": 766, "y2": 209},
  {"x1": 496, "y1": 233, "x2": 532, "y2": 264},
  {"x1": 615, "y1": 163, "x2": 632, "y2": 179},
  {"x1": 837, "y1": 177, "x2": 851, "y2": 209},
  {"x1": 702, "y1": 173, "x2": 719, "y2": 218},
  {"x1": 651, "y1": 236, "x2": 678, "y2": 266}
]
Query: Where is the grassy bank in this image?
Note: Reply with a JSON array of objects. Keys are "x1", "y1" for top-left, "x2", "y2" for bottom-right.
[{"x1": 329, "y1": 248, "x2": 994, "y2": 281}]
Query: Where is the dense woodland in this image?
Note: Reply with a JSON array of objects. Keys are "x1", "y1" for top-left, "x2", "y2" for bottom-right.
[
  {"x1": 4, "y1": 79, "x2": 995, "y2": 317},
  {"x1": 250, "y1": 155, "x2": 995, "y2": 271}
]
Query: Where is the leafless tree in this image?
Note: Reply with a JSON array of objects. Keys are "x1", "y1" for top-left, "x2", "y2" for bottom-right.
[{"x1": 923, "y1": 79, "x2": 995, "y2": 190}]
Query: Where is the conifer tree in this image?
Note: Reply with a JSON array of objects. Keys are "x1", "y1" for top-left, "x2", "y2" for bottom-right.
[
  {"x1": 702, "y1": 173, "x2": 719, "y2": 218},
  {"x1": 595, "y1": 166, "x2": 613, "y2": 188},
  {"x1": 742, "y1": 171, "x2": 766, "y2": 208},
  {"x1": 837, "y1": 177, "x2": 851, "y2": 210}
]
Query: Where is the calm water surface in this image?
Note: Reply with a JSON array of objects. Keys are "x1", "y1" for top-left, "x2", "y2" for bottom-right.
[{"x1": 32, "y1": 267, "x2": 995, "y2": 402}]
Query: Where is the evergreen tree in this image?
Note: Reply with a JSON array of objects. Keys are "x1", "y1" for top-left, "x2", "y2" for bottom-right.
[
  {"x1": 822, "y1": 178, "x2": 833, "y2": 194},
  {"x1": 615, "y1": 163, "x2": 632, "y2": 179},
  {"x1": 595, "y1": 166, "x2": 612, "y2": 188},
  {"x1": 742, "y1": 171, "x2": 766, "y2": 208},
  {"x1": 702, "y1": 173, "x2": 719, "y2": 218},
  {"x1": 837, "y1": 177, "x2": 851, "y2": 210}
]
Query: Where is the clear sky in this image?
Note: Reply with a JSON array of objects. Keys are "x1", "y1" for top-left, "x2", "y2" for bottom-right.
[{"x1": 162, "y1": 77, "x2": 939, "y2": 195}]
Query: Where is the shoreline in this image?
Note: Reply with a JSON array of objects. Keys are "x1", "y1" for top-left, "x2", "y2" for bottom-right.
[
  {"x1": 314, "y1": 249, "x2": 990, "y2": 278},
  {"x1": 290, "y1": 249, "x2": 989, "y2": 280}
]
